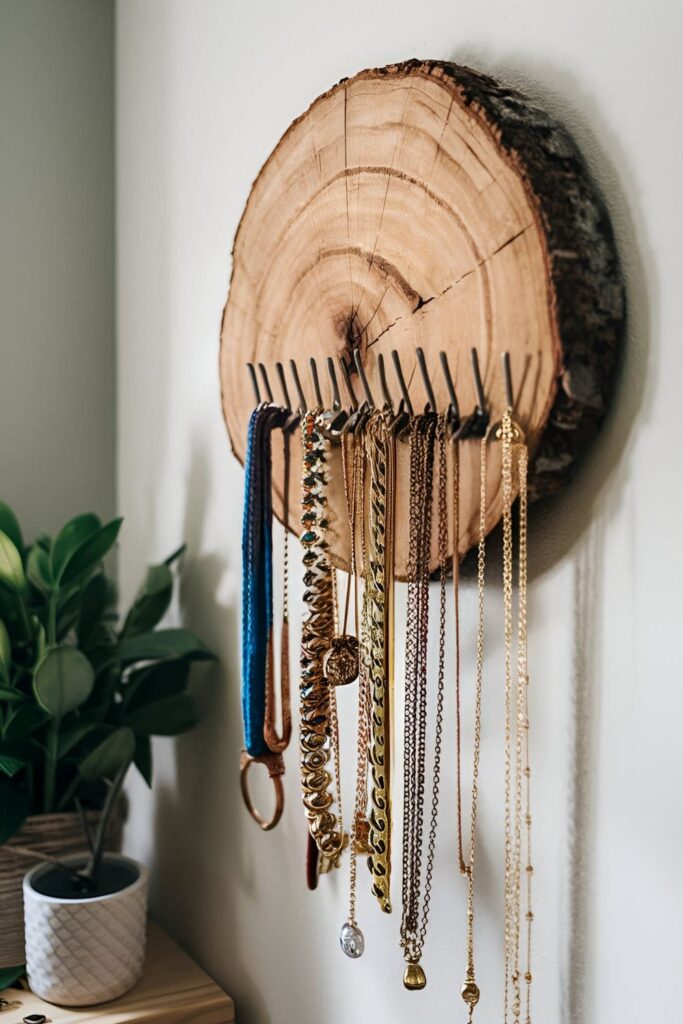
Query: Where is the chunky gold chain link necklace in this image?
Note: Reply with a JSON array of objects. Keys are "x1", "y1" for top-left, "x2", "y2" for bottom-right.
[
  {"x1": 299, "y1": 410, "x2": 345, "y2": 863},
  {"x1": 366, "y1": 409, "x2": 395, "y2": 915},
  {"x1": 400, "y1": 413, "x2": 447, "y2": 990}
]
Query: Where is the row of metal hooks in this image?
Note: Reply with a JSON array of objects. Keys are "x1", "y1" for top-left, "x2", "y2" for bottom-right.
[{"x1": 246, "y1": 347, "x2": 516, "y2": 441}]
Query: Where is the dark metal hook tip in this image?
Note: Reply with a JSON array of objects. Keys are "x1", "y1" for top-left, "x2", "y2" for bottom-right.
[
  {"x1": 257, "y1": 362, "x2": 274, "y2": 404},
  {"x1": 247, "y1": 362, "x2": 261, "y2": 405},
  {"x1": 416, "y1": 346, "x2": 437, "y2": 413},
  {"x1": 470, "y1": 348, "x2": 486, "y2": 412}
]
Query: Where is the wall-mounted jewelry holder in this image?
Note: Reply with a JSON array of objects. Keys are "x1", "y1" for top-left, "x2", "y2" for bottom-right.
[{"x1": 220, "y1": 60, "x2": 624, "y2": 580}]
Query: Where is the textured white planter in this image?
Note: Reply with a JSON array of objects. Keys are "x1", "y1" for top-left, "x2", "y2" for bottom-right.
[{"x1": 23, "y1": 853, "x2": 148, "y2": 1007}]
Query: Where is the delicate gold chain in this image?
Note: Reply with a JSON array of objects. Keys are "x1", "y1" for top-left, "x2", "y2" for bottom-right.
[
  {"x1": 501, "y1": 408, "x2": 534, "y2": 1024},
  {"x1": 516, "y1": 441, "x2": 533, "y2": 1024},
  {"x1": 400, "y1": 414, "x2": 446, "y2": 989},
  {"x1": 459, "y1": 434, "x2": 487, "y2": 1021},
  {"x1": 502, "y1": 409, "x2": 515, "y2": 1024}
]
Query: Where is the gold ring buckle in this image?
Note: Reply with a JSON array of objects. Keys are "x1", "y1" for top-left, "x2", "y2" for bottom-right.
[{"x1": 240, "y1": 749, "x2": 285, "y2": 831}]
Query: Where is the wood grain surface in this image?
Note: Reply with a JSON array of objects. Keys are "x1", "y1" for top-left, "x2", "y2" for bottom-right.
[
  {"x1": 0, "y1": 922, "x2": 234, "y2": 1024},
  {"x1": 220, "y1": 61, "x2": 623, "y2": 575}
]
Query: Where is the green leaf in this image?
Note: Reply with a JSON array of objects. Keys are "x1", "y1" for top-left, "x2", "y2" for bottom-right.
[
  {"x1": 51, "y1": 513, "x2": 101, "y2": 580},
  {"x1": 57, "y1": 716, "x2": 102, "y2": 758},
  {"x1": 27, "y1": 544, "x2": 53, "y2": 592},
  {"x1": 125, "y1": 658, "x2": 190, "y2": 711},
  {"x1": 0, "y1": 687, "x2": 26, "y2": 704},
  {"x1": 126, "y1": 693, "x2": 198, "y2": 736},
  {"x1": 134, "y1": 734, "x2": 153, "y2": 786},
  {"x1": 117, "y1": 628, "x2": 215, "y2": 665},
  {"x1": 0, "y1": 501, "x2": 23, "y2": 555},
  {"x1": 0, "y1": 531, "x2": 25, "y2": 592},
  {"x1": 0, "y1": 619, "x2": 10, "y2": 678},
  {"x1": 30, "y1": 615, "x2": 46, "y2": 665},
  {"x1": 0, "y1": 774, "x2": 30, "y2": 843},
  {"x1": 77, "y1": 727, "x2": 135, "y2": 783},
  {"x1": 0, "y1": 753, "x2": 24, "y2": 776},
  {"x1": 33, "y1": 646, "x2": 94, "y2": 717},
  {"x1": 3, "y1": 704, "x2": 47, "y2": 740},
  {"x1": 61, "y1": 518, "x2": 123, "y2": 587},
  {"x1": 133, "y1": 737, "x2": 152, "y2": 782},
  {"x1": 0, "y1": 962, "x2": 25, "y2": 988},
  {"x1": 164, "y1": 543, "x2": 186, "y2": 566},
  {"x1": 78, "y1": 572, "x2": 116, "y2": 649},
  {"x1": 0, "y1": 581, "x2": 28, "y2": 642},
  {"x1": 122, "y1": 562, "x2": 173, "y2": 638}
]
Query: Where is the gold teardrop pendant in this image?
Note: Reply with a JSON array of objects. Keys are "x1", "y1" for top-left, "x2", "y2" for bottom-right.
[{"x1": 403, "y1": 962, "x2": 427, "y2": 990}]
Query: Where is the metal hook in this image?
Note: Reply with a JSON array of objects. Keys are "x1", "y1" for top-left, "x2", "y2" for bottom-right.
[
  {"x1": 247, "y1": 363, "x2": 261, "y2": 405},
  {"x1": 470, "y1": 348, "x2": 487, "y2": 413},
  {"x1": 275, "y1": 362, "x2": 292, "y2": 411},
  {"x1": 416, "y1": 346, "x2": 437, "y2": 413},
  {"x1": 390, "y1": 350, "x2": 414, "y2": 417},
  {"x1": 258, "y1": 363, "x2": 274, "y2": 404},
  {"x1": 378, "y1": 353, "x2": 394, "y2": 410},
  {"x1": 309, "y1": 357, "x2": 324, "y2": 408},
  {"x1": 326, "y1": 357, "x2": 342, "y2": 410},
  {"x1": 353, "y1": 348, "x2": 375, "y2": 407},
  {"x1": 439, "y1": 352, "x2": 460, "y2": 422},
  {"x1": 289, "y1": 358, "x2": 307, "y2": 412},
  {"x1": 338, "y1": 356, "x2": 359, "y2": 411},
  {"x1": 502, "y1": 351, "x2": 514, "y2": 409}
]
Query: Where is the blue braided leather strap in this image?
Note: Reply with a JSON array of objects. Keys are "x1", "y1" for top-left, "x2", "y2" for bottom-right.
[{"x1": 241, "y1": 404, "x2": 287, "y2": 757}]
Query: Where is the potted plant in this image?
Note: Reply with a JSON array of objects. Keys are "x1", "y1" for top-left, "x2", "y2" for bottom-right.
[{"x1": 0, "y1": 501, "x2": 215, "y2": 1004}]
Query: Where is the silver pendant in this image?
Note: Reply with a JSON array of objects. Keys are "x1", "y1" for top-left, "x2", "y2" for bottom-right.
[{"x1": 339, "y1": 921, "x2": 365, "y2": 958}]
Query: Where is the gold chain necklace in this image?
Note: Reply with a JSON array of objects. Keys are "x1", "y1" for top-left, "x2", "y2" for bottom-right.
[
  {"x1": 400, "y1": 413, "x2": 447, "y2": 990},
  {"x1": 500, "y1": 408, "x2": 533, "y2": 1024},
  {"x1": 299, "y1": 410, "x2": 345, "y2": 863},
  {"x1": 340, "y1": 432, "x2": 373, "y2": 958},
  {"x1": 366, "y1": 409, "x2": 395, "y2": 915},
  {"x1": 458, "y1": 433, "x2": 487, "y2": 1021}
]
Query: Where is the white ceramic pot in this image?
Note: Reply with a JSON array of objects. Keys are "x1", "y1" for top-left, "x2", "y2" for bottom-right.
[{"x1": 23, "y1": 853, "x2": 148, "y2": 1007}]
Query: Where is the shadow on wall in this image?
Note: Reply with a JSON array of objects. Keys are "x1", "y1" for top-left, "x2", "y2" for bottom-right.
[
  {"x1": 451, "y1": 48, "x2": 651, "y2": 1021},
  {"x1": 145, "y1": 435, "x2": 274, "y2": 1023},
  {"x1": 450, "y1": 47, "x2": 653, "y2": 584}
]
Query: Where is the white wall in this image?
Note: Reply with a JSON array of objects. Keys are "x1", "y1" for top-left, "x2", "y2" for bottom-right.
[
  {"x1": 116, "y1": 3, "x2": 682, "y2": 1022},
  {"x1": 0, "y1": 0, "x2": 115, "y2": 536}
]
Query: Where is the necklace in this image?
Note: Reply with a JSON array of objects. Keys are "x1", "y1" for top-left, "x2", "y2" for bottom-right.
[
  {"x1": 324, "y1": 433, "x2": 361, "y2": 686},
  {"x1": 366, "y1": 409, "x2": 396, "y2": 915},
  {"x1": 299, "y1": 410, "x2": 345, "y2": 863},
  {"x1": 240, "y1": 402, "x2": 288, "y2": 830},
  {"x1": 340, "y1": 432, "x2": 372, "y2": 958},
  {"x1": 500, "y1": 407, "x2": 533, "y2": 1024},
  {"x1": 517, "y1": 440, "x2": 533, "y2": 1024},
  {"x1": 400, "y1": 413, "x2": 447, "y2": 990},
  {"x1": 264, "y1": 426, "x2": 292, "y2": 753},
  {"x1": 457, "y1": 433, "x2": 487, "y2": 1020}
]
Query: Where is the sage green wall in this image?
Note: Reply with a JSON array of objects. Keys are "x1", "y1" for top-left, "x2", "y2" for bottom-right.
[{"x1": 0, "y1": 0, "x2": 115, "y2": 538}]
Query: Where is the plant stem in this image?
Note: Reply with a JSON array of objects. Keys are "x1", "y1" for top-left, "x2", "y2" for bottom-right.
[
  {"x1": 57, "y1": 771, "x2": 80, "y2": 813},
  {"x1": 47, "y1": 590, "x2": 58, "y2": 645},
  {"x1": 83, "y1": 758, "x2": 130, "y2": 882},
  {"x1": 43, "y1": 716, "x2": 60, "y2": 813}
]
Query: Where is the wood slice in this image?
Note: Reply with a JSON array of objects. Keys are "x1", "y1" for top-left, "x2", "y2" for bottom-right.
[{"x1": 220, "y1": 60, "x2": 624, "y2": 578}]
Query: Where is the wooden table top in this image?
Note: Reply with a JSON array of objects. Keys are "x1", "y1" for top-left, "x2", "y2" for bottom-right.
[{"x1": 0, "y1": 922, "x2": 234, "y2": 1023}]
